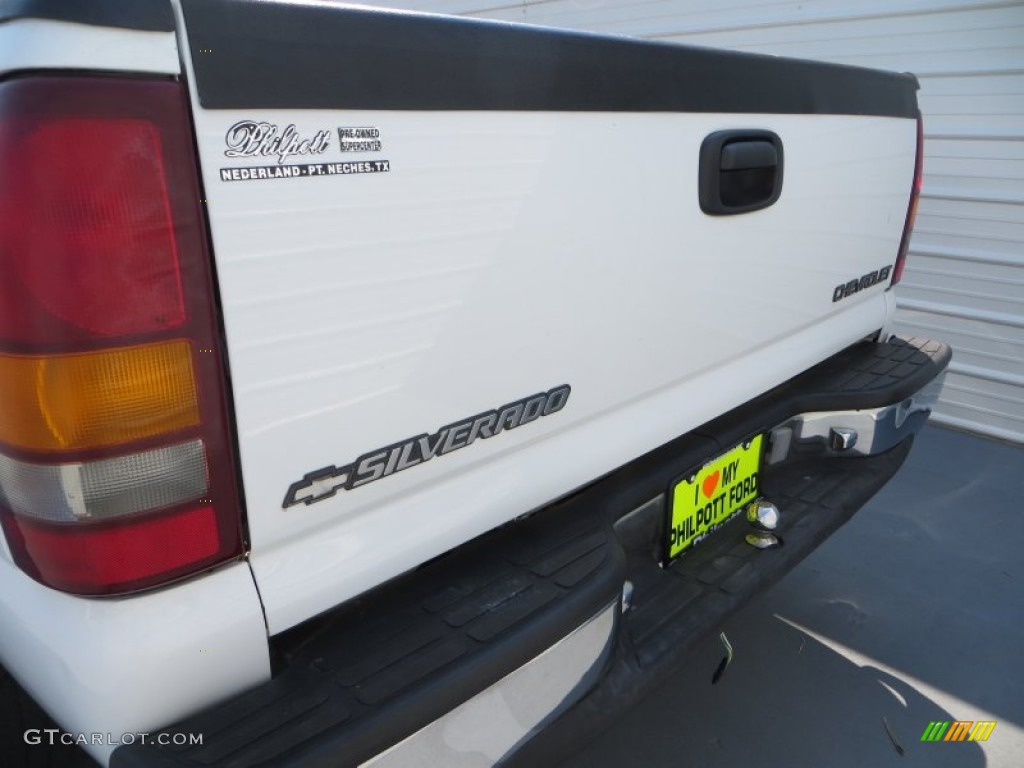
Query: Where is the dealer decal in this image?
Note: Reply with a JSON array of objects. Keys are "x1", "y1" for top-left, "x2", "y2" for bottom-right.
[
  {"x1": 224, "y1": 121, "x2": 331, "y2": 164},
  {"x1": 221, "y1": 121, "x2": 390, "y2": 182},
  {"x1": 220, "y1": 161, "x2": 389, "y2": 183},
  {"x1": 283, "y1": 385, "x2": 572, "y2": 508},
  {"x1": 338, "y1": 126, "x2": 382, "y2": 153}
]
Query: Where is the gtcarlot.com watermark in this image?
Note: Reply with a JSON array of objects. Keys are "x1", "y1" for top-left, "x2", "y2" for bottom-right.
[{"x1": 25, "y1": 729, "x2": 203, "y2": 747}]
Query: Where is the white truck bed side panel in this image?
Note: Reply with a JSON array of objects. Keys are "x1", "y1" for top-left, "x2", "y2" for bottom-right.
[{"x1": 0, "y1": 561, "x2": 269, "y2": 766}]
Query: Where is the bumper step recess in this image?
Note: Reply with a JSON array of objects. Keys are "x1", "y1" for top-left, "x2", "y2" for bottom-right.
[{"x1": 113, "y1": 336, "x2": 949, "y2": 768}]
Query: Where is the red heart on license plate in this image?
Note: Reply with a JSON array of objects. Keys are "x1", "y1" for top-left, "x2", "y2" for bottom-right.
[{"x1": 702, "y1": 470, "x2": 720, "y2": 499}]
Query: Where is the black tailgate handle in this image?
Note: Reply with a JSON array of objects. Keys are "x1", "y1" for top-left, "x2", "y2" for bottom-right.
[{"x1": 699, "y1": 130, "x2": 784, "y2": 215}]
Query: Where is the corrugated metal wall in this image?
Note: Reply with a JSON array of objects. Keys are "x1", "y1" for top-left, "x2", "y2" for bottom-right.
[{"x1": 363, "y1": 0, "x2": 1024, "y2": 443}]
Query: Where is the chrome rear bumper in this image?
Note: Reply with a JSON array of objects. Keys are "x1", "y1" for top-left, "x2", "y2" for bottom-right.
[{"x1": 767, "y1": 371, "x2": 947, "y2": 464}]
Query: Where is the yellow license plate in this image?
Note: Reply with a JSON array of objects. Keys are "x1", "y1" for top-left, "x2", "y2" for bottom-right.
[{"x1": 667, "y1": 435, "x2": 763, "y2": 560}]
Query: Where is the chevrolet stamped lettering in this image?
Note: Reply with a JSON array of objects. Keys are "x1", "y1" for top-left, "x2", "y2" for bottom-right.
[
  {"x1": 224, "y1": 120, "x2": 331, "y2": 164},
  {"x1": 832, "y1": 264, "x2": 893, "y2": 302},
  {"x1": 282, "y1": 385, "x2": 572, "y2": 508}
]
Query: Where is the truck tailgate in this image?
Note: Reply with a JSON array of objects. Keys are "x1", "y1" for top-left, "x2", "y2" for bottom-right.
[{"x1": 175, "y1": 0, "x2": 919, "y2": 632}]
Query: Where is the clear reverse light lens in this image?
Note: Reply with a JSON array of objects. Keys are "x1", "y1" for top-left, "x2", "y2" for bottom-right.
[{"x1": 0, "y1": 440, "x2": 208, "y2": 522}]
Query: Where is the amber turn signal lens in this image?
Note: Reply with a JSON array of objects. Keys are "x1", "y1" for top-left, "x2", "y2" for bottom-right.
[{"x1": 0, "y1": 340, "x2": 199, "y2": 453}]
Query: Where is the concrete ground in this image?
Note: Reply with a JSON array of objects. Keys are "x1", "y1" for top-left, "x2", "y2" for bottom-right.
[{"x1": 562, "y1": 425, "x2": 1024, "y2": 768}]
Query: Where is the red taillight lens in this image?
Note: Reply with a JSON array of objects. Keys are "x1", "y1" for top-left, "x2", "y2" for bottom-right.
[
  {"x1": 0, "y1": 76, "x2": 243, "y2": 595},
  {"x1": 0, "y1": 117, "x2": 184, "y2": 340},
  {"x1": 2, "y1": 506, "x2": 221, "y2": 595},
  {"x1": 891, "y1": 115, "x2": 924, "y2": 287}
]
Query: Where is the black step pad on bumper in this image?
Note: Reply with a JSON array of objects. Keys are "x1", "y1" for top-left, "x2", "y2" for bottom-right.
[
  {"x1": 705, "y1": 335, "x2": 950, "y2": 451},
  {"x1": 114, "y1": 336, "x2": 949, "y2": 768},
  {"x1": 508, "y1": 440, "x2": 915, "y2": 768},
  {"x1": 113, "y1": 497, "x2": 625, "y2": 768}
]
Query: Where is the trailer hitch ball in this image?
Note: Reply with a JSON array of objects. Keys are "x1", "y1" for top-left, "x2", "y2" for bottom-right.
[
  {"x1": 746, "y1": 498, "x2": 780, "y2": 531},
  {"x1": 745, "y1": 497, "x2": 781, "y2": 549}
]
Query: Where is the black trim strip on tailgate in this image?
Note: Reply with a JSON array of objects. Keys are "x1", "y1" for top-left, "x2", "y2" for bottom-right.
[
  {"x1": 0, "y1": 0, "x2": 174, "y2": 32},
  {"x1": 181, "y1": 0, "x2": 918, "y2": 117}
]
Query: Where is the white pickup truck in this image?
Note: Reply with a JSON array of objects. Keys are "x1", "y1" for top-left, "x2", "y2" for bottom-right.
[{"x1": 0, "y1": 1, "x2": 950, "y2": 766}]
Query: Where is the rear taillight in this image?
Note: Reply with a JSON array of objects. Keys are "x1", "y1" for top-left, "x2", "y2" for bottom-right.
[
  {"x1": 0, "y1": 76, "x2": 243, "y2": 595},
  {"x1": 890, "y1": 114, "x2": 924, "y2": 287}
]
